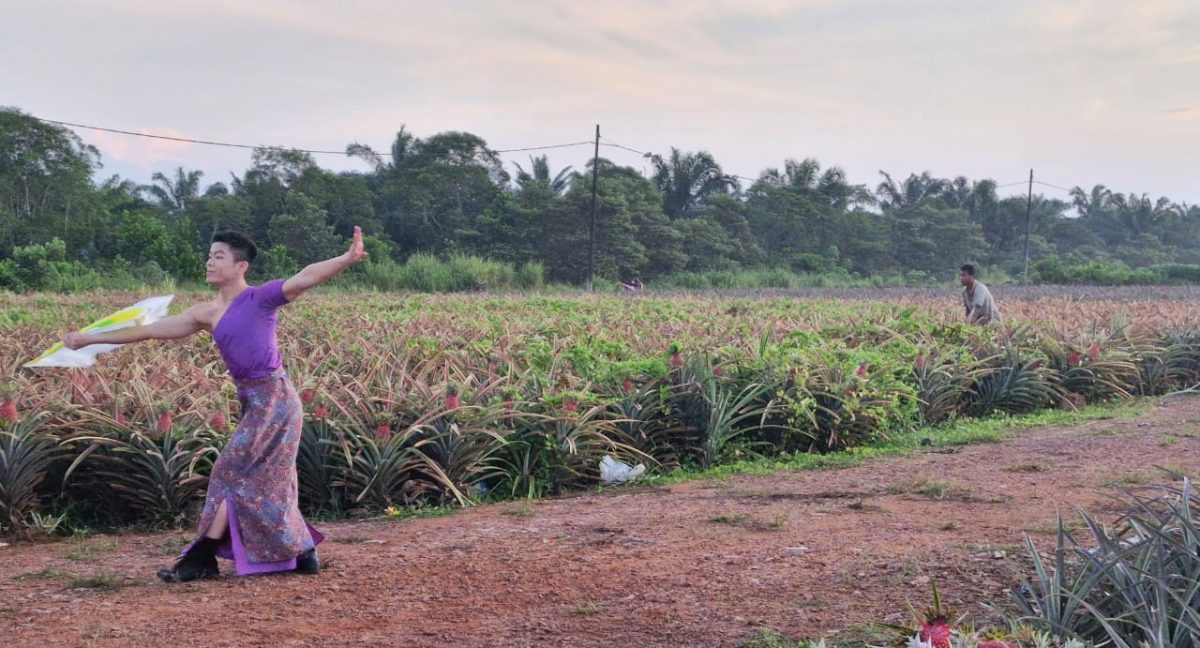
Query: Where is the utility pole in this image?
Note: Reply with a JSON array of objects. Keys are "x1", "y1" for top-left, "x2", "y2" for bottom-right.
[
  {"x1": 1022, "y1": 168, "x2": 1033, "y2": 285},
  {"x1": 587, "y1": 124, "x2": 600, "y2": 292}
]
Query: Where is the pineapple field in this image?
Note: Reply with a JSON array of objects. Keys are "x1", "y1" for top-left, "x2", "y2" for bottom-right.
[{"x1": 1, "y1": 287, "x2": 1200, "y2": 647}]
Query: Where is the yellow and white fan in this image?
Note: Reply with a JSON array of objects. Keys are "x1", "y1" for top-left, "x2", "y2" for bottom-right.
[{"x1": 24, "y1": 295, "x2": 175, "y2": 368}]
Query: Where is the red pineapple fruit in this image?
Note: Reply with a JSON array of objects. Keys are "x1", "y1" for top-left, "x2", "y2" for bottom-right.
[
  {"x1": 210, "y1": 411, "x2": 227, "y2": 428},
  {"x1": 622, "y1": 378, "x2": 634, "y2": 394},
  {"x1": 300, "y1": 389, "x2": 315, "y2": 405},
  {"x1": 156, "y1": 404, "x2": 174, "y2": 434},
  {"x1": 563, "y1": 398, "x2": 578, "y2": 413},
  {"x1": 917, "y1": 581, "x2": 954, "y2": 648},
  {"x1": 375, "y1": 422, "x2": 392, "y2": 440},
  {"x1": 1088, "y1": 341, "x2": 1101, "y2": 361},
  {"x1": 855, "y1": 362, "x2": 869, "y2": 379},
  {"x1": 445, "y1": 384, "x2": 460, "y2": 410},
  {"x1": 668, "y1": 343, "x2": 683, "y2": 369},
  {"x1": 314, "y1": 403, "x2": 329, "y2": 420},
  {"x1": 919, "y1": 617, "x2": 951, "y2": 648},
  {"x1": 0, "y1": 383, "x2": 18, "y2": 423}
]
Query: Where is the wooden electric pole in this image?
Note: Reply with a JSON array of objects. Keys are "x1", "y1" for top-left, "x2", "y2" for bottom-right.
[
  {"x1": 587, "y1": 124, "x2": 600, "y2": 291},
  {"x1": 1022, "y1": 168, "x2": 1033, "y2": 284}
]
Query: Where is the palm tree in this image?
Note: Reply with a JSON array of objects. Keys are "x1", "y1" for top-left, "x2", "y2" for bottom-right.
[
  {"x1": 875, "y1": 171, "x2": 949, "y2": 212},
  {"x1": 513, "y1": 155, "x2": 574, "y2": 195},
  {"x1": 1069, "y1": 184, "x2": 1115, "y2": 220},
  {"x1": 939, "y1": 176, "x2": 997, "y2": 217},
  {"x1": 141, "y1": 167, "x2": 203, "y2": 212},
  {"x1": 346, "y1": 126, "x2": 416, "y2": 175},
  {"x1": 651, "y1": 148, "x2": 738, "y2": 220},
  {"x1": 1081, "y1": 191, "x2": 1182, "y2": 246},
  {"x1": 758, "y1": 158, "x2": 874, "y2": 210}
]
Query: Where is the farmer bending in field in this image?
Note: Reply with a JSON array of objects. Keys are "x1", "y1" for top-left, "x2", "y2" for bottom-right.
[
  {"x1": 959, "y1": 264, "x2": 1001, "y2": 326},
  {"x1": 62, "y1": 228, "x2": 367, "y2": 582}
]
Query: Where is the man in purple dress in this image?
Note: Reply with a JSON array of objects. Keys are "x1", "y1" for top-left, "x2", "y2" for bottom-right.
[{"x1": 63, "y1": 227, "x2": 367, "y2": 582}]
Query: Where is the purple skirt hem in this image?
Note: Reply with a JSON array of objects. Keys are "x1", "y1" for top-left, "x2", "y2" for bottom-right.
[{"x1": 182, "y1": 498, "x2": 324, "y2": 576}]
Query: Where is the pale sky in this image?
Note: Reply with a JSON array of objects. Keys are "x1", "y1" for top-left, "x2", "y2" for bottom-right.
[{"x1": 4, "y1": 0, "x2": 1198, "y2": 203}]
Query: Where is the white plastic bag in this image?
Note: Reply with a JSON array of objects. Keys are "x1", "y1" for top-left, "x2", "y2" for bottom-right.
[
  {"x1": 600, "y1": 455, "x2": 646, "y2": 485},
  {"x1": 25, "y1": 295, "x2": 175, "y2": 368}
]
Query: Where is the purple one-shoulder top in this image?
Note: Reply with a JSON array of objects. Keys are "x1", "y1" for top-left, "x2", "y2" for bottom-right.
[{"x1": 213, "y1": 279, "x2": 290, "y2": 383}]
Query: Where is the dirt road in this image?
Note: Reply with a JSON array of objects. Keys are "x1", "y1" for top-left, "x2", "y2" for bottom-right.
[{"x1": 2, "y1": 397, "x2": 1196, "y2": 647}]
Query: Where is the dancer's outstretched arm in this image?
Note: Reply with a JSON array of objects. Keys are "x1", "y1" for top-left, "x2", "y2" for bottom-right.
[
  {"x1": 62, "y1": 305, "x2": 207, "y2": 349},
  {"x1": 282, "y1": 226, "x2": 368, "y2": 301}
]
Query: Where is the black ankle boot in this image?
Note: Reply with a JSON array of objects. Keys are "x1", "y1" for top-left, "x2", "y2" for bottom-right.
[
  {"x1": 294, "y1": 548, "x2": 320, "y2": 575},
  {"x1": 158, "y1": 539, "x2": 220, "y2": 583}
]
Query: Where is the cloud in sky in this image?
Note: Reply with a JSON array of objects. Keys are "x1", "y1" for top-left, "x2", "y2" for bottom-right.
[
  {"x1": 3, "y1": 0, "x2": 1198, "y2": 201},
  {"x1": 88, "y1": 127, "x2": 197, "y2": 166}
]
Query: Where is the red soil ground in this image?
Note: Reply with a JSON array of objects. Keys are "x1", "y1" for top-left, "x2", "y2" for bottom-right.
[{"x1": 2, "y1": 397, "x2": 1197, "y2": 647}]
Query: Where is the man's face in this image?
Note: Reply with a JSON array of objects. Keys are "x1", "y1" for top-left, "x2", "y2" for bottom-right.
[
  {"x1": 959, "y1": 271, "x2": 973, "y2": 287},
  {"x1": 206, "y1": 242, "x2": 247, "y2": 285}
]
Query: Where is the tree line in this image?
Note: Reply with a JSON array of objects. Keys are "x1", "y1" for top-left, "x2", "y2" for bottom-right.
[{"x1": 3, "y1": 106, "x2": 1198, "y2": 291}]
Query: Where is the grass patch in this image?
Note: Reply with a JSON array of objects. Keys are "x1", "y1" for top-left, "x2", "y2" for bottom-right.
[
  {"x1": 1100, "y1": 471, "x2": 1153, "y2": 488},
  {"x1": 331, "y1": 536, "x2": 373, "y2": 544},
  {"x1": 644, "y1": 399, "x2": 1147, "y2": 487},
  {"x1": 68, "y1": 573, "x2": 124, "y2": 591},
  {"x1": 66, "y1": 534, "x2": 118, "y2": 561},
  {"x1": 1004, "y1": 462, "x2": 1050, "y2": 473},
  {"x1": 828, "y1": 623, "x2": 894, "y2": 647},
  {"x1": 382, "y1": 505, "x2": 459, "y2": 521},
  {"x1": 743, "y1": 629, "x2": 821, "y2": 647},
  {"x1": 571, "y1": 601, "x2": 605, "y2": 616},
  {"x1": 158, "y1": 536, "x2": 192, "y2": 556},
  {"x1": 1024, "y1": 515, "x2": 1087, "y2": 535},
  {"x1": 709, "y1": 512, "x2": 788, "y2": 531},
  {"x1": 502, "y1": 505, "x2": 535, "y2": 518},
  {"x1": 1155, "y1": 463, "x2": 1192, "y2": 481},
  {"x1": 965, "y1": 543, "x2": 1022, "y2": 556},
  {"x1": 13, "y1": 568, "x2": 69, "y2": 581},
  {"x1": 887, "y1": 477, "x2": 970, "y2": 500}
]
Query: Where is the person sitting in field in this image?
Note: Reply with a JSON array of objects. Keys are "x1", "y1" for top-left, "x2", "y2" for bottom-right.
[
  {"x1": 959, "y1": 264, "x2": 1001, "y2": 325},
  {"x1": 621, "y1": 276, "x2": 644, "y2": 292}
]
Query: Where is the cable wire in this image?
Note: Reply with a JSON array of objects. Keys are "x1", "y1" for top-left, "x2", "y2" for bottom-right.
[
  {"x1": 36, "y1": 116, "x2": 1088, "y2": 193},
  {"x1": 36, "y1": 117, "x2": 596, "y2": 157}
]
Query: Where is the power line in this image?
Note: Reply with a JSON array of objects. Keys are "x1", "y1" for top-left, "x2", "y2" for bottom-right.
[
  {"x1": 600, "y1": 137, "x2": 760, "y2": 184},
  {"x1": 36, "y1": 115, "x2": 1091, "y2": 193},
  {"x1": 38, "y1": 118, "x2": 349, "y2": 155},
  {"x1": 1033, "y1": 180, "x2": 1074, "y2": 192},
  {"x1": 35, "y1": 116, "x2": 596, "y2": 157},
  {"x1": 496, "y1": 141, "x2": 593, "y2": 153},
  {"x1": 599, "y1": 140, "x2": 653, "y2": 157}
]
